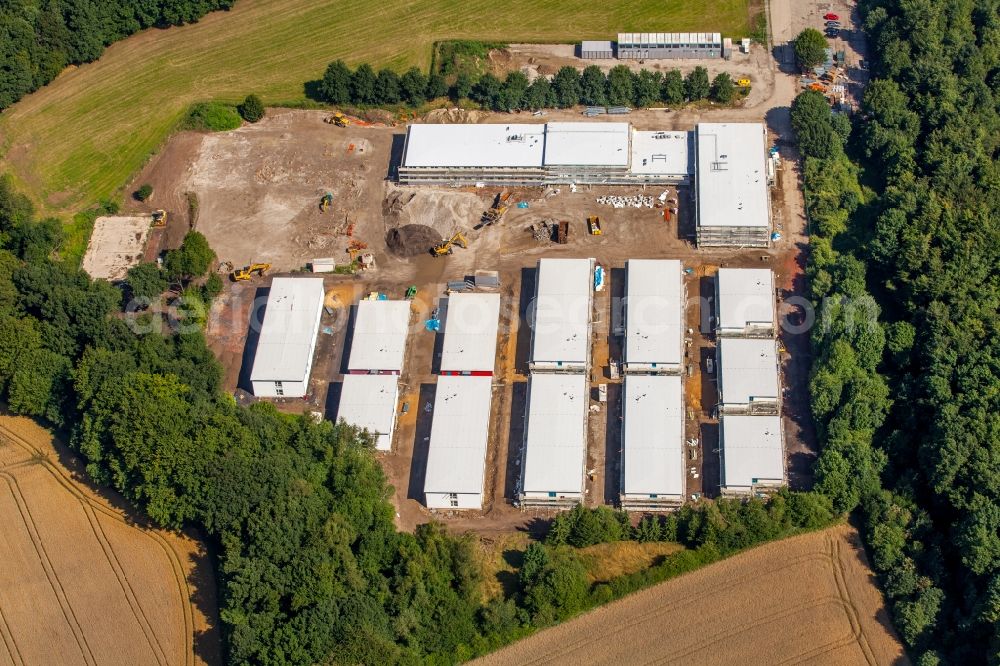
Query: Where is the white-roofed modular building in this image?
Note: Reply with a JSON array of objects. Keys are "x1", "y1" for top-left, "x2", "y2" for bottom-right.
[
  {"x1": 440, "y1": 293, "x2": 501, "y2": 376},
  {"x1": 336, "y1": 374, "x2": 399, "y2": 451},
  {"x1": 397, "y1": 123, "x2": 693, "y2": 186},
  {"x1": 424, "y1": 375, "x2": 493, "y2": 509},
  {"x1": 695, "y1": 123, "x2": 771, "y2": 247},
  {"x1": 719, "y1": 415, "x2": 785, "y2": 496},
  {"x1": 717, "y1": 338, "x2": 780, "y2": 415},
  {"x1": 624, "y1": 259, "x2": 683, "y2": 374},
  {"x1": 618, "y1": 32, "x2": 723, "y2": 59},
  {"x1": 715, "y1": 268, "x2": 776, "y2": 338},
  {"x1": 249, "y1": 277, "x2": 325, "y2": 398},
  {"x1": 519, "y1": 373, "x2": 589, "y2": 507},
  {"x1": 529, "y1": 258, "x2": 594, "y2": 373},
  {"x1": 621, "y1": 374, "x2": 685, "y2": 509},
  {"x1": 346, "y1": 300, "x2": 412, "y2": 374}
]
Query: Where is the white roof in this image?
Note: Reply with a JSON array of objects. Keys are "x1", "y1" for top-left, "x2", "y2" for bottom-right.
[
  {"x1": 249, "y1": 278, "x2": 325, "y2": 383},
  {"x1": 543, "y1": 122, "x2": 631, "y2": 167},
  {"x1": 719, "y1": 338, "x2": 780, "y2": 406},
  {"x1": 716, "y1": 268, "x2": 775, "y2": 330},
  {"x1": 581, "y1": 40, "x2": 613, "y2": 50},
  {"x1": 622, "y1": 375, "x2": 684, "y2": 496},
  {"x1": 441, "y1": 293, "x2": 501, "y2": 373},
  {"x1": 618, "y1": 32, "x2": 722, "y2": 47},
  {"x1": 531, "y1": 258, "x2": 593, "y2": 367},
  {"x1": 696, "y1": 123, "x2": 770, "y2": 228},
  {"x1": 630, "y1": 131, "x2": 692, "y2": 176},
  {"x1": 347, "y1": 300, "x2": 411, "y2": 372},
  {"x1": 423, "y1": 376, "x2": 493, "y2": 494},
  {"x1": 336, "y1": 374, "x2": 398, "y2": 451},
  {"x1": 626, "y1": 259, "x2": 683, "y2": 367},
  {"x1": 402, "y1": 123, "x2": 545, "y2": 168},
  {"x1": 522, "y1": 374, "x2": 588, "y2": 494},
  {"x1": 721, "y1": 415, "x2": 784, "y2": 488}
]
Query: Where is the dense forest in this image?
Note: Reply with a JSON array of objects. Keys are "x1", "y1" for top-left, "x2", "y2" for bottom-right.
[
  {"x1": 0, "y1": 0, "x2": 234, "y2": 109},
  {"x1": 795, "y1": 0, "x2": 1000, "y2": 663},
  {"x1": 315, "y1": 59, "x2": 741, "y2": 111}
]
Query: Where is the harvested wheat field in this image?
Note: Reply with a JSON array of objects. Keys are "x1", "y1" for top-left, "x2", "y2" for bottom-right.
[
  {"x1": 475, "y1": 525, "x2": 908, "y2": 666},
  {"x1": 0, "y1": 414, "x2": 219, "y2": 666}
]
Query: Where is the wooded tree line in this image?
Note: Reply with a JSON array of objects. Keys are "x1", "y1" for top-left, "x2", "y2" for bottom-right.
[
  {"x1": 317, "y1": 59, "x2": 740, "y2": 111},
  {"x1": 0, "y1": 0, "x2": 234, "y2": 110},
  {"x1": 794, "y1": 0, "x2": 1000, "y2": 662}
]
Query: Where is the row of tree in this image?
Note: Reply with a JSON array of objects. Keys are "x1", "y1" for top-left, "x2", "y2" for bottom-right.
[
  {"x1": 317, "y1": 60, "x2": 741, "y2": 112},
  {"x1": 0, "y1": 0, "x2": 234, "y2": 110},
  {"x1": 793, "y1": 0, "x2": 1000, "y2": 661}
]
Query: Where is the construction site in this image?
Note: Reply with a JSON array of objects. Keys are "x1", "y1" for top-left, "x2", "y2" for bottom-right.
[{"x1": 124, "y1": 80, "x2": 814, "y2": 531}]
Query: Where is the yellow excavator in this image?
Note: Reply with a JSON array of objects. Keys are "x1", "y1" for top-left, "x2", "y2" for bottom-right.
[
  {"x1": 231, "y1": 262, "x2": 271, "y2": 281},
  {"x1": 481, "y1": 191, "x2": 512, "y2": 226},
  {"x1": 151, "y1": 209, "x2": 167, "y2": 227},
  {"x1": 431, "y1": 232, "x2": 468, "y2": 257},
  {"x1": 320, "y1": 192, "x2": 333, "y2": 212}
]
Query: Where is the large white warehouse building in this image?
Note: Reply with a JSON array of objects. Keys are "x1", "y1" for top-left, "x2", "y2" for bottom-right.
[
  {"x1": 717, "y1": 338, "x2": 780, "y2": 415},
  {"x1": 398, "y1": 122, "x2": 692, "y2": 186},
  {"x1": 716, "y1": 268, "x2": 775, "y2": 338},
  {"x1": 519, "y1": 373, "x2": 589, "y2": 507},
  {"x1": 424, "y1": 375, "x2": 494, "y2": 509},
  {"x1": 440, "y1": 293, "x2": 501, "y2": 375},
  {"x1": 719, "y1": 415, "x2": 785, "y2": 496},
  {"x1": 624, "y1": 259, "x2": 684, "y2": 374},
  {"x1": 346, "y1": 300, "x2": 411, "y2": 373},
  {"x1": 529, "y1": 258, "x2": 594, "y2": 373},
  {"x1": 695, "y1": 123, "x2": 771, "y2": 247},
  {"x1": 249, "y1": 277, "x2": 325, "y2": 398},
  {"x1": 621, "y1": 374, "x2": 685, "y2": 509},
  {"x1": 336, "y1": 374, "x2": 399, "y2": 451}
]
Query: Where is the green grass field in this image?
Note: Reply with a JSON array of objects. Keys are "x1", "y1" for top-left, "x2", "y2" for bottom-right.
[{"x1": 0, "y1": 0, "x2": 752, "y2": 217}]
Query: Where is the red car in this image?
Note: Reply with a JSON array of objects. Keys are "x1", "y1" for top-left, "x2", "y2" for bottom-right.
[{"x1": 824, "y1": 12, "x2": 839, "y2": 20}]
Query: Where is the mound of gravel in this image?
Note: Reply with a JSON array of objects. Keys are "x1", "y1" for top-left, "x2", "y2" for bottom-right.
[{"x1": 385, "y1": 224, "x2": 442, "y2": 257}]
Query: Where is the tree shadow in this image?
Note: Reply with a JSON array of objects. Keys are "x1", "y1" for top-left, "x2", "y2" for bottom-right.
[
  {"x1": 303, "y1": 79, "x2": 324, "y2": 103},
  {"x1": 236, "y1": 286, "x2": 269, "y2": 393},
  {"x1": 406, "y1": 383, "x2": 437, "y2": 502}
]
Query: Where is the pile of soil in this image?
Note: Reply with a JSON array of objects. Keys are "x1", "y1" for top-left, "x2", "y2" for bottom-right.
[{"x1": 385, "y1": 224, "x2": 442, "y2": 257}]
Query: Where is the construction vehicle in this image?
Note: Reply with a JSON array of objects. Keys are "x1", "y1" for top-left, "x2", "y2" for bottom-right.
[
  {"x1": 325, "y1": 113, "x2": 350, "y2": 127},
  {"x1": 430, "y1": 232, "x2": 468, "y2": 257},
  {"x1": 151, "y1": 209, "x2": 167, "y2": 227},
  {"x1": 405, "y1": 286, "x2": 417, "y2": 300},
  {"x1": 347, "y1": 240, "x2": 368, "y2": 261},
  {"x1": 480, "y1": 191, "x2": 512, "y2": 225},
  {"x1": 231, "y1": 262, "x2": 270, "y2": 281},
  {"x1": 587, "y1": 215, "x2": 602, "y2": 235},
  {"x1": 736, "y1": 77, "x2": 751, "y2": 87},
  {"x1": 320, "y1": 193, "x2": 333, "y2": 212}
]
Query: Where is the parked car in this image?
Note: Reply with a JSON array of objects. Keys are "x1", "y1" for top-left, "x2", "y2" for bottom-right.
[
  {"x1": 826, "y1": 29, "x2": 840, "y2": 37},
  {"x1": 826, "y1": 20, "x2": 841, "y2": 26}
]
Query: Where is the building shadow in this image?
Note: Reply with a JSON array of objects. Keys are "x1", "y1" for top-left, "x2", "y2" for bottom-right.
[
  {"x1": 698, "y1": 274, "x2": 714, "y2": 334},
  {"x1": 700, "y1": 421, "x2": 721, "y2": 498},
  {"x1": 513, "y1": 267, "x2": 536, "y2": 374},
  {"x1": 406, "y1": 383, "x2": 437, "y2": 502},
  {"x1": 503, "y1": 380, "x2": 528, "y2": 500},
  {"x1": 675, "y1": 184, "x2": 696, "y2": 242},
  {"x1": 700, "y1": 346, "x2": 718, "y2": 416},
  {"x1": 430, "y1": 296, "x2": 448, "y2": 374},
  {"x1": 603, "y1": 382, "x2": 622, "y2": 505},
  {"x1": 338, "y1": 305, "x2": 358, "y2": 375},
  {"x1": 324, "y1": 381, "x2": 344, "y2": 422},
  {"x1": 387, "y1": 133, "x2": 406, "y2": 181},
  {"x1": 236, "y1": 286, "x2": 269, "y2": 393}
]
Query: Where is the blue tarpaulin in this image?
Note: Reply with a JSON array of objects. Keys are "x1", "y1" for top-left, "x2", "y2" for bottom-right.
[{"x1": 425, "y1": 319, "x2": 441, "y2": 332}]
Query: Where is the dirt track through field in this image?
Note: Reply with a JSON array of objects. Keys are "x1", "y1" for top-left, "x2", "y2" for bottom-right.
[
  {"x1": 474, "y1": 525, "x2": 908, "y2": 666},
  {"x1": 0, "y1": 415, "x2": 219, "y2": 666}
]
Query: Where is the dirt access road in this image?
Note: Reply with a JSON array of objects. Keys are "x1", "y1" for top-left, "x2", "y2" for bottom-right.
[
  {"x1": 474, "y1": 524, "x2": 909, "y2": 666},
  {"x1": 0, "y1": 415, "x2": 220, "y2": 666}
]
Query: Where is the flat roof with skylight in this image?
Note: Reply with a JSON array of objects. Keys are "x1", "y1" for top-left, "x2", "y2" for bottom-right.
[
  {"x1": 249, "y1": 277, "x2": 325, "y2": 385},
  {"x1": 720, "y1": 415, "x2": 785, "y2": 493},
  {"x1": 625, "y1": 259, "x2": 683, "y2": 371},
  {"x1": 347, "y1": 300, "x2": 411, "y2": 372},
  {"x1": 696, "y1": 123, "x2": 769, "y2": 228},
  {"x1": 336, "y1": 374, "x2": 399, "y2": 451},
  {"x1": 630, "y1": 131, "x2": 692, "y2": 177},
  {"x1": 521, "y1": 373, "x2": 588, "y2": 498},
  {"x1": 530, "y1": 258, "x2": 594, "y2": 371},
  {"x1": 440, "y1": 293, "x2": 501, "y2": 374},
  {"x1": 423, "y1": 376, "x2": 493, "y2": 498},
  {"x1": 622, "y1": 375, "x2": 684, "y2": 501},
  {"x1": 716, "y1": 268, "x2": 775, "y2": 334}
]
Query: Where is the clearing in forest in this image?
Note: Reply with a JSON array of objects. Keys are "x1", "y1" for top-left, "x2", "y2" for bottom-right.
[
  {"x1": 474, "y1": 525, "x2": 909, "y2": 666},
  {"x1": 0, "y1": 0, "x2": 755, "y2": 217},
  {"x1": 0, "y1": 415, "x2": 220, "y2": 666}
]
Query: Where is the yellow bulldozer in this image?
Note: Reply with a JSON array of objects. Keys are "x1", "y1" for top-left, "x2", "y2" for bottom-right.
[
  {"x1": 320, "y1": 192, "x2": 333, "y2": 212},
  {"x1": 151, "y1": 209, "x2": 167, "y2": 227},
  {"x1": 231, "y1": 262, "x2": 271, "y2": 281},
  {"x1": 324, "y1": 113, "x2": 350, "y2": 127},
  {"x1": 431, "y1": 232, "x2": 468, "y2": 257}
]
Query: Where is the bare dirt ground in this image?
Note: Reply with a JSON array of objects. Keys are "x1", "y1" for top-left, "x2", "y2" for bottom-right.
[
  {"x1": 81, "y1": 216, "x2": 150, "y2": 281},
  {"x1": 0, "y1": 414, "x2": 220, "y2": 666},
  {"x1": 473, "y1": 524, "x2": 909, "y2": 666}
]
